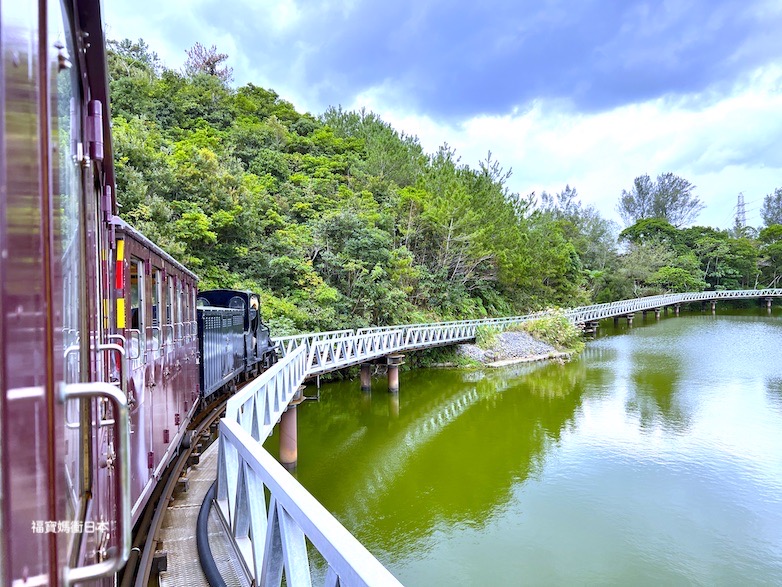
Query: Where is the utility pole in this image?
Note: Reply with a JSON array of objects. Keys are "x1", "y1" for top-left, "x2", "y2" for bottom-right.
[
  {"x1": 736, "y1": 192, "x2": 746, "y2": 228},
  {"x1": 734, "y1": 192, "x2": 747, "y2": 234}
]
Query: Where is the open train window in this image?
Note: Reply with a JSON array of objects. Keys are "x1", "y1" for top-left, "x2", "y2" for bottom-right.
[
  {"x1": 129, "y1": 259, "x2": 145, "y2": 358},
  {"x1": 250, "y1": 294, "x2": 260, "y2": 332},
  {"x1": 183, "y1": 283, "x2": 192, "y2": 339},
  {"x1": 177, "y1": 281, "x2": 185, "y2": 338},
  {"x1": 166, "y1": 278, "x2": 175, "y2": 346},
  {"x1": 151, "y1": 268, "x2": 162, "y2": 352}
]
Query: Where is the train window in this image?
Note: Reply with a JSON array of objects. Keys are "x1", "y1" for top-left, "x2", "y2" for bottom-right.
[
  {"x1": 50, "y1": 0, "x2": 84, "y2": 526},
  {"x1": 151, "y1": 269, "x2": 162, "y2": 352},
  {"x1": 129, "y1": 259, "x2": 145, "y2": 358},
  {"x1": 229, "y1": 296, "x2": 246, "y2": 311},
  {"x1": 51, "y1": 0, "x2": 83, "y2": 384},
  {"x1": 177, "y1": 281, "x2": 185, "y2": 339},
  {"x1": 166, "y1": 278, "x2": 175, "y2": 346}
]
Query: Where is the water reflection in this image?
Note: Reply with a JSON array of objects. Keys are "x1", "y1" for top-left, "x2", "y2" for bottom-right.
[
  {"x1": 269, "y1": 360, "x2": 589, "y2": 556},
  {"x1": 273, "y1": 310, "x2": 782, "y2": 585},
  {"x1": 766, "y1": 377, "x2": 782, "y2": 415},
  {"x1": 626, "y1": 351, "x2": 690, "y2": 433}
]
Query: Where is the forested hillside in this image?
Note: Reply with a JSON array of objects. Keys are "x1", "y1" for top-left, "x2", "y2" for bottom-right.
[{"x1": 107, "y1": 40, "x2": 782, "y2": 334}]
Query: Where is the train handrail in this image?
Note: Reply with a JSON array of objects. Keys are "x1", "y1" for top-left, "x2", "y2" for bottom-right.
[
  {"x1": 173, "y1": 322, "x2": 184, "y2": 343},
  {"x1": 145, "y1": 326, "x2": 163, "y2": 356},
  {"x1": 96, "y1": 342, "x2": 131, "y2": 408},
  {"x1": 125, "y1": 328, "x2": 143, "y2": 361},
  {"x1": 60, "y1": 382, "x2": 130, "y2": 585}
]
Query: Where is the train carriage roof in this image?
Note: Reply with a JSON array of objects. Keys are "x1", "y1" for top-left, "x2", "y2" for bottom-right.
[{"x1": 113, "y1": 216, "x2": 199, "y2": 281}]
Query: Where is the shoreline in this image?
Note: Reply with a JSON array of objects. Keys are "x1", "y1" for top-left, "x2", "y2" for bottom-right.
[{"x1": 484, "y1": 350, "x2": 572, "y2": 367}]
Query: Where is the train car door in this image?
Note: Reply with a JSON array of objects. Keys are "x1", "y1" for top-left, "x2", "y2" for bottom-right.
[
  {"x1": 2, "y1": 0, "x2": 129, "y2": 583},
  {"x1": 127, "y1": 255, "x2": 153, "y2": 503},
  {"x1": 0, "y1": 3, "x2": 72, "y2": 583}
]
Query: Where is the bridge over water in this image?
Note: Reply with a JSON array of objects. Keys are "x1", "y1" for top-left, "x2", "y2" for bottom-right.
[{"x1": 213, "y1": 289, "x2": 781, "y2": 586}]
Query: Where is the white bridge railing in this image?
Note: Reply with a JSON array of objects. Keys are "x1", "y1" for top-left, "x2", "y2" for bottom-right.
[
  {"x1": 216, "y1": 288, "x2": 781, "y2": 585},
  {"x1": 270, "y1": 289, "x2": 782, "y2": 377},
  {"x1": 217, "y1": 419, "x2": 402, "y2": 586},
  {"x1": 217, "y1": 343, "x2": 403, "y2": 585}
]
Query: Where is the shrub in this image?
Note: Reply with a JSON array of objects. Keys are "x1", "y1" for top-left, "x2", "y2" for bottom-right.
[
  {"x1": 475, "y1": 325, "x2": 501, "y2": 349},
  {"x1": 518, "y1": 310, "x2": 584, "y2": 353}
]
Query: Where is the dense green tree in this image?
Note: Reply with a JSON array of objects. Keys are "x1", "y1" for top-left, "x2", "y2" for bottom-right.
[
  {"x1": 619, "y1": 218, "x2": 679, "y2": 246},
  {"x1": 539, "y1": 185, "x2": 617, "y2": 299},
  {"x1": 761, "y1": 188, "x2": 782, "y2": 227},
  {"x1": 618, "y1": 173, "x2": 704, "y2": 227},
  {"x1": 758, "y1": 225, "x2": 782, "y2": 288},
  {"x1": 106, "y1": 37, "x2": 773, "y2": 334}
]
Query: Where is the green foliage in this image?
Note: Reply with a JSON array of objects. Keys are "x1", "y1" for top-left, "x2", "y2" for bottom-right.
[
  {"x1": 761, "y1": 188, "x2": 782, "y2": 227},
  {"x1": 404, "y1": 347, "x2": 479, "y2": 369},
  {"x1": 518, "y1": 311, "x2": 585, "y2": 353},
  {"x1": 618, "y1": 173, "x2": 704, "y2": 227},
  {"x1": 649, "y1": 266, "x2": 707, "y2": 292},
  {"x1": 106, "y1": 37, "x2": 773, "y2": 339},
  {"x1": 619, "y1": 218, "x2": 679, "y2": 245},
  {"x1": 475, "y1": 325, "x2": 500, "y2": 349}
]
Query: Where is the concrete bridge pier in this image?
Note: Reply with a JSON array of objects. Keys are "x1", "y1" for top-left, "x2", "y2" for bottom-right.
[
  {"x1": 280, "y1": 385, "x2": 306, "y2": 471},
  {"x1": 674, "y1": 304, "x2": 681, "y2": 316},
  {"x1": 765, "y1": 297, "x2": 773, "y2": 313},
  {"x1": 625, "y1": 313, "x2": 634, "y2": 326},
  {"x1": 655, "y1": 308, "x2": 661, "y2": 320},
  {"x1": 360, "y1": 363, "x2": 372, "y2": 392},
  {"x1": 711, "y1": 300, "x2": 717, "y2": 313},
  {"x1": 387, "y1": 355, "x2": 405, "y2": 393},
  {"x1": 583, "y1": 321, "x2": 599, "y2": 335}
]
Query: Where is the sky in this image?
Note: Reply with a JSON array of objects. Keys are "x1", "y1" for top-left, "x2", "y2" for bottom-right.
[{"x1": 103, "y1": 0, "x2": 782, "y2": 230}]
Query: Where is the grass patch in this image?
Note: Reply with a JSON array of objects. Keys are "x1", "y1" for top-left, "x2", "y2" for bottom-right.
[
  {"x1": 408, "y1": 347, "x2": 481, "y2": 369},
  {"x1": 475, "y1": 325, "x2": 501, "y2": 349},
  {"x1": 514, "y1": 310, "x2": 585, "y2": 353}
]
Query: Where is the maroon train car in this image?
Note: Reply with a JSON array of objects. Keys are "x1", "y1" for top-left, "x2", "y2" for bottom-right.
[
  {"x1": 112, "y1": 217, "x2": 199, "y2": 520},
  {"x1": 0, "y1": 0, "x2": 200, "y2": 583}
]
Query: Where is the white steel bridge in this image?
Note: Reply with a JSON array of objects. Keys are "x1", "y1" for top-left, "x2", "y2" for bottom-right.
[{"x1": 214, "y1": 288, "x2": 780, "y2": 586}]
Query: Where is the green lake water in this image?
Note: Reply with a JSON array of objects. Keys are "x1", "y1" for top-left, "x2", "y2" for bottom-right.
[{"x1": 268, "y1": 310, "x2": 782, "y2": 585}]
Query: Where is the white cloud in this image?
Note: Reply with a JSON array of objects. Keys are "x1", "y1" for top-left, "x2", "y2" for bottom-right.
[
  {"x1": 350, "y1": 64, "x2": 782, "y2": 229},
  {"x1": 103, "y1": 1, "x2": 782, "y2": 230}
]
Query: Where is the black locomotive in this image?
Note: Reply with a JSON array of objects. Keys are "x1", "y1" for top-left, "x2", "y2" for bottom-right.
[{"x1": 196, "y1": 289, "x2": 278, "y2": 400}]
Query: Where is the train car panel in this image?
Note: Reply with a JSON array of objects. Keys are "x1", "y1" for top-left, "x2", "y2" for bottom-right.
[
  {"x1": 197, "y1": 306, "x2": 245, "y2": 399},
  {"x1": 0, "y1": 4, "x2": 58, "y2": 582},
  {"x1": 3, "y1": 0, "x2": 284, "y2": 582},
  {"x1": 113, "y1": 218, "x2": 199, "y2": 521},
  {"x1": 1, "y1": 0, "x2": 123, "y2": 582}
]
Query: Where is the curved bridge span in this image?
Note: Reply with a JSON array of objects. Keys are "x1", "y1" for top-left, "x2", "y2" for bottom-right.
[
  {"x1": 271, "y1": 288, "x2": 782, "y2": 380},
  {"x1": 215, "y1": 289, "x2": 780, "y2": 586}
]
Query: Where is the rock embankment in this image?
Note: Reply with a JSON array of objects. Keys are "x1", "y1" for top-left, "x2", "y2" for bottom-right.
[{"x1": 456, "y1": 330, "x2": 568, "y2": 367}]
